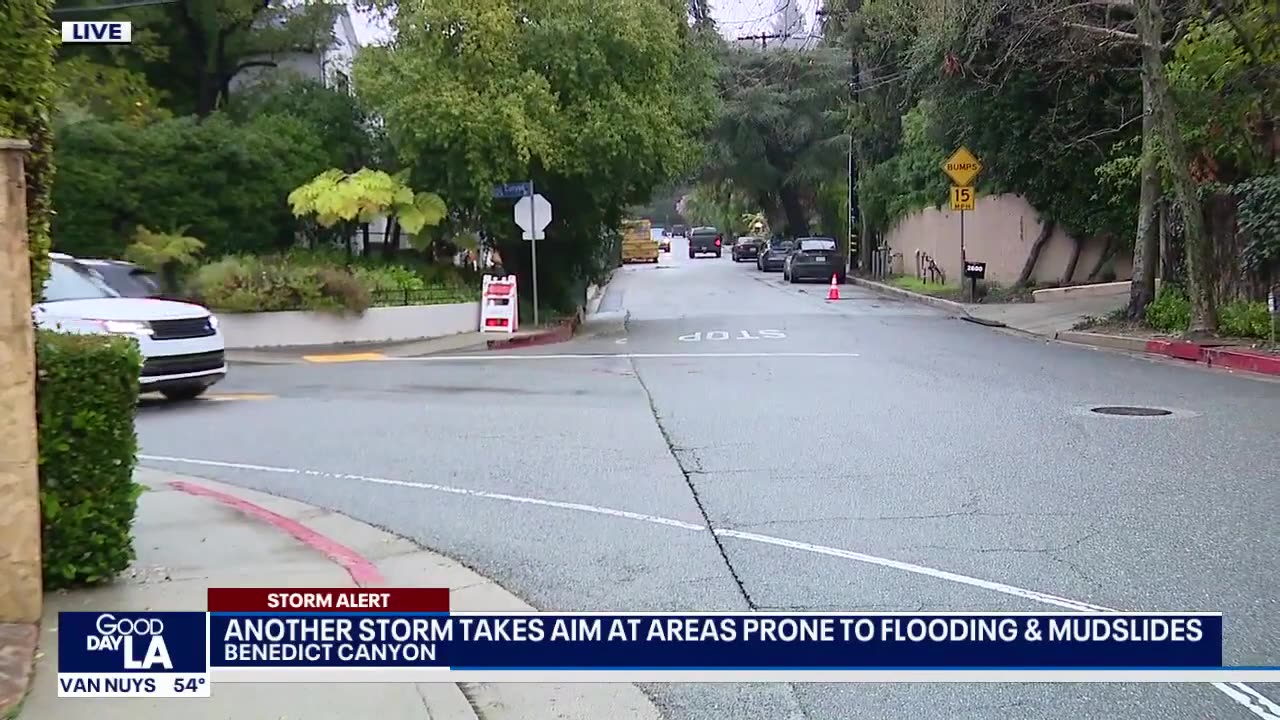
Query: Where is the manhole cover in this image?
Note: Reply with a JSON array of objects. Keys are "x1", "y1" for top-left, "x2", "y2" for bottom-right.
[{"x1": 1090, "y1": 406, "x2": 1173, "y2": 417}]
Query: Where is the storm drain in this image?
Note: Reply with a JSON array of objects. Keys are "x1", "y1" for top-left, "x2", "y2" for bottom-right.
[{"x1": 1090, "y1": 406, "x2": 1174, "y2": 417}]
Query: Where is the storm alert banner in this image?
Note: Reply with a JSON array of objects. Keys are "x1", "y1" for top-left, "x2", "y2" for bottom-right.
[{"x1": 56, "y1": 587, "x2": 1273, "y2": 698}]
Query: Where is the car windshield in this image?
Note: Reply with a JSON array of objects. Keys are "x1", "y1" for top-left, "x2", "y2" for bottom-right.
[
  {"x1": 42, "y1": 260, "x2": 121, "y2": 302},
  {"x1": 800, "y1": 239, "x2": 837, "y2": 251},
  {"x1": 771, "y1": 241, "x2": 795, "y2": 251},
  {"x1": 736, "y1": 238, "x2": 756, "y2": 245}
]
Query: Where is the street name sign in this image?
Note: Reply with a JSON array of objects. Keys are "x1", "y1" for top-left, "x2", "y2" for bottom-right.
[
  {"x1": 492, "y1": 182, "x2": 533, "y2": 199},
  {"x1": 942, "y1": 147, "x2": 983, "y2": 187}
]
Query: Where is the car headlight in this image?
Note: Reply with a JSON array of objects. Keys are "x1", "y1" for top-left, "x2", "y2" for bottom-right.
[
  {"x1": 207, "y1": 314, "x2": 219, "y2": 330},
  {"x1": 101, "y1": 320, "x2": 153, "y2": 336}
]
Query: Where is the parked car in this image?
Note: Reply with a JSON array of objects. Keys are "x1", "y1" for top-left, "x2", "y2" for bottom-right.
[
  {"x1": 688, "y1": 227, "x2": 723, "y2": 258},
  {"x1": 659, "y1": 237, "x2": 672, "y2": 253},
  {"x1": 74, "y1": 258, "x2": 163, "y2": 298},
  {"x1": 731, "y1": 236, "x2": 762, "y2": 262},
  {"x1": 34, "y1": 254, "x2": 227, "y2": 401},
  {"x1": 784, "y1": 236, "x2": 845, "y2": 284},
  {"x1": 671, "y1": 224, "x2": 687, "y2": 239},
  {"x1": 756, "y1": 238, "x2": 795, "y2": 272}
]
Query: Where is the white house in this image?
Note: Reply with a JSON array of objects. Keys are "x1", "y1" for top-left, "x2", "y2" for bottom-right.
[{"x1": 229, "y1": 2, "x2": 361, "y2": 96}]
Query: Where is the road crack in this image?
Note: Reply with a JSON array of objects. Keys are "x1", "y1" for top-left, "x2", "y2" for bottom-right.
[{"x1": 628, "y1": 358, "x2": 759, "y2": 611}]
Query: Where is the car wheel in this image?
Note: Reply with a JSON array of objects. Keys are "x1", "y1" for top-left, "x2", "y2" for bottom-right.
[{"x1": 162, "y1": 385, "x2": 208, "y2": 402}]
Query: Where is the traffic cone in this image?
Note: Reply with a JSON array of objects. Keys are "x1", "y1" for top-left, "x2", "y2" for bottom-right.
[{"x1": 827, "y1": 274, "x2": 840, "y2": 301}]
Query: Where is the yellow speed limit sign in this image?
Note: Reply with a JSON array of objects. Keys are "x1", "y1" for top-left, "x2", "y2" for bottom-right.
[{"x1": 950, "y1": 185, "x2": 976, "y2": 211}]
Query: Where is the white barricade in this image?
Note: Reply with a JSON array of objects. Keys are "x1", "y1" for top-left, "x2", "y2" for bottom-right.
[{"x1": 479, "y1": 274, "x2": 518, "y2": 333}]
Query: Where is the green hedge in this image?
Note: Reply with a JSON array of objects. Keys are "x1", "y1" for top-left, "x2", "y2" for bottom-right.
[
  {"x1": 36, "y1": 330, "x2": 143, "y2": 589},
  {"x1": 52, "y1": 112, "x2": 331, "y2": 258}
]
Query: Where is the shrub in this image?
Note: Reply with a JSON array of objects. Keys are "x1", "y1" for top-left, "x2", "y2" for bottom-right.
[
  {"x1": 189, "y1": 255, "x2": 371, "y2": 313},
  {"x1": 1145, "y1": 284, "x2": 1191, "y2": 333},
  {"x1": 1218, "y1": 300, "x2": 1271, "y2": 338},
  {"x1": 36, "y1": 330, "x2": 143, "y2": 589}
]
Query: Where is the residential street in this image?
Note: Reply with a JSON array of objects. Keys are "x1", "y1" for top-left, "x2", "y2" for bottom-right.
[{"x1": 136, "y1": 237, "x2": 1280, "y2": 720}]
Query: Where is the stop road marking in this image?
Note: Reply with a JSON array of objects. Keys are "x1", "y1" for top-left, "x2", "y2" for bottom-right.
[{"x1": 677, "y1": 330, "x2": 786, "y2": 342}]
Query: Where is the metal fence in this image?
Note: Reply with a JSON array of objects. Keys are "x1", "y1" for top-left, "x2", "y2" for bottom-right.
[{"x1": 369, "y1": 286, "x2": 476, "y2": 307}]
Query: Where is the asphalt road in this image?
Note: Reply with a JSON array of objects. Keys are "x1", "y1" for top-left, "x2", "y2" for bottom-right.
[{"x1": 138, "y1": 237, "x2": 1280, "y2": 719}]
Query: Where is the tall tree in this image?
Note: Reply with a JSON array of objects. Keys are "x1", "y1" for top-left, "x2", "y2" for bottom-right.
[
  {"x1": 356, "y1": 0, "x2": 715, "y2": 310},
  {"x1": 55, "y1": 0, "x2": 339, "y2": 117},
  {"x1": 701, "y1": 46, "x2": 848, "y2": 236}
]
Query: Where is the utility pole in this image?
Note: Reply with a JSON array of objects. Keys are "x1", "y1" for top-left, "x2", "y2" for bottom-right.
[
  {"x1": 737, "y1": 33, "x2": 783, "y2": 49},
  {"x1": 816, "y1": 1, "x2": 861, "y2": 272}
]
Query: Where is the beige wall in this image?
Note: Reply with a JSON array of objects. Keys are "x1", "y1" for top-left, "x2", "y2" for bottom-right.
[
  {"x1": 884, "y1": 193, "x2": 1132, "y2": 286},
  {"x1": 0, "y1": 140, "x2": 42, "y2": 622}
]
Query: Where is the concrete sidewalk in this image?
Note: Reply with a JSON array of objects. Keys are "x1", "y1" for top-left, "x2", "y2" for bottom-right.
[
  {"x1": 22, "y1": 468, "x2": 661, "y2": 720},
  {"x1": 849, "y1": 276, "x2": 1123, "y2": 337}
]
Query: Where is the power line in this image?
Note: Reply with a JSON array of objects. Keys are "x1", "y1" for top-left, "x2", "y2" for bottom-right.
[
  {"x1": 51, "y1": 0, "x2": 181, "y2": 14},
  {"x1": 736, "y1": 32, "x2": 784, "y2": 49}
]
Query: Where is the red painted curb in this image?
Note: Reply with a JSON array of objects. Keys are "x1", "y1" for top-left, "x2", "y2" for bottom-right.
[
  {"x1": 168, "y1": 480, "x2": 386, "y2": 587},
  {"x1": 486, "y1": 316, "x2": 579, "y2": 350},
  {"x1": 1145, "y1": 338, "x2": 1206, "y2": 362},
  {"x1": 1205, "y1": 347, "x2": 1280, "y2": 376}
]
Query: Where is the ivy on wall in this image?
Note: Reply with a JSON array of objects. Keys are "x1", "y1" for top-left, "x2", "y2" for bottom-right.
[{"x1": 0, "y1": 0, "x2": 57, "y2": 300}]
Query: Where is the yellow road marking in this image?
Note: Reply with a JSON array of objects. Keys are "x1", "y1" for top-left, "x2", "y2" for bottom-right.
[
  {"x1": 302, "y1": 352, "x2": 387, "y2": 363},
  {"x1": 203, "y1": 393, "x2": 276, "y2": 402}
]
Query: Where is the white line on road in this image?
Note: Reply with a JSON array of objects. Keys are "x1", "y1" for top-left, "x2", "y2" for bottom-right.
[
  {"x1": 382, "y1": 352, "x2": 860, "y2": 361},
  {"x1": 140, "y1": 453, "x2": 1278, "y2": 718},
  {"x1": 712, "y1": 528, "x2": 1110, "y2": 612},
  {"x1": 138, "y1": 454, "x2": 706, "y2": 531}
]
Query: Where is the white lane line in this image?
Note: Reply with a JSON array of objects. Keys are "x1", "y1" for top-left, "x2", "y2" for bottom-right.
[
  {"x1": 382, "y1": 352, "x2": 860, "y2": 361},
  {"x1": 140, "y1": 453, "x2": 1279, "y2": 718},
  {"x1": 712, "y1": 529, "x2": 1109, "y2": 612},
  {"x1": 138, "y1": 454, "x2": 705, "y2": 531},
  {"x1": 1219, "y1": 682, "x2": 1280, "y2": 719}
]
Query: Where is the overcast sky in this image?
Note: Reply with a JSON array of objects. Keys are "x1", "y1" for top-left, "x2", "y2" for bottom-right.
[{"x1": 345, "y1": 1, "x2": 822, "y2": 46}]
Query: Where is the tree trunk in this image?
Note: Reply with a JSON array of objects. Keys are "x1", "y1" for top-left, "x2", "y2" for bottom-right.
[
  {"x1": 1138, "y1": 0, "x2": 1216, "y2": 333},
  {"x1": 1087, "y1": 233, "x2": 1117, "y2": 282},
  {"x1": 361, "y1": 222, "x2": 371, "y2": 257},
  {"x1": 1060, "y1": 235, "x2": 1083, "y2": 286},
  {"x1": 1128, "y1": 74, "x2": 1161, "y2": 320},
  {"x1": 195, "y1": 72, "x2": 219, "y2": 118},
  {"x1": 1016, "y1": 220, "x2": 1054, "y2": 287},
  {"x1": 384, "y1": 218, "x2": 400, "y2": 259},
  {"x1": 779, "y1": 186, "x2": 810, "y2": 237}
]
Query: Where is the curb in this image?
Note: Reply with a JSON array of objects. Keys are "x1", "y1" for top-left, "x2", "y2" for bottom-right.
[
  {"x1": 1054, "y1": 331, "x2": 1280, "y2": 377},
  {"x1": 149, "y1": 470, "x2": 663, "y2": 720},
  {"x1": 848, "y1": 276, "x2": 972, "y2": 315},
  {"x1": 169, "y1": 480, "x2": 386, "y2": 586},
  {"x1": 486, "y1": 314, "x2": 580, "y2": 350}
]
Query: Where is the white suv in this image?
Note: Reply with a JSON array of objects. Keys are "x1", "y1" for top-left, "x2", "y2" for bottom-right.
[{"x1": 33, "y1": 254, "x2": 226, "y2": 400}]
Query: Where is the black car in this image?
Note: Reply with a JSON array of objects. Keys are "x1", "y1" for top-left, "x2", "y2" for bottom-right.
[
  {"x1": 688, "y1": 227, "x2": 723, "y2": 258},
  {"x1": 784, "y1": 236, "x2": 845, "y2": 283},
  {"x1": 731, "y1": 236, "x2": 762, "y2": 262},
  {"x1": 756, "y1": 238, "x2": 795, "y2": 272},
  {"x1": 72, "y1": 259, "x2": 164, "y2": 298}
]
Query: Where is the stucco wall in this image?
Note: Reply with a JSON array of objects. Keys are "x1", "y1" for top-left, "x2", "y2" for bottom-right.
[
  {"x1": 883, "y1": 194, "x2": 1132, "y2": 286},
  {"x1": 0, "y1": 141, "x2": 41, "y2": 622},
  {"x1": 218, "y1": 302, "x2": 481, "y2": 349}
]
